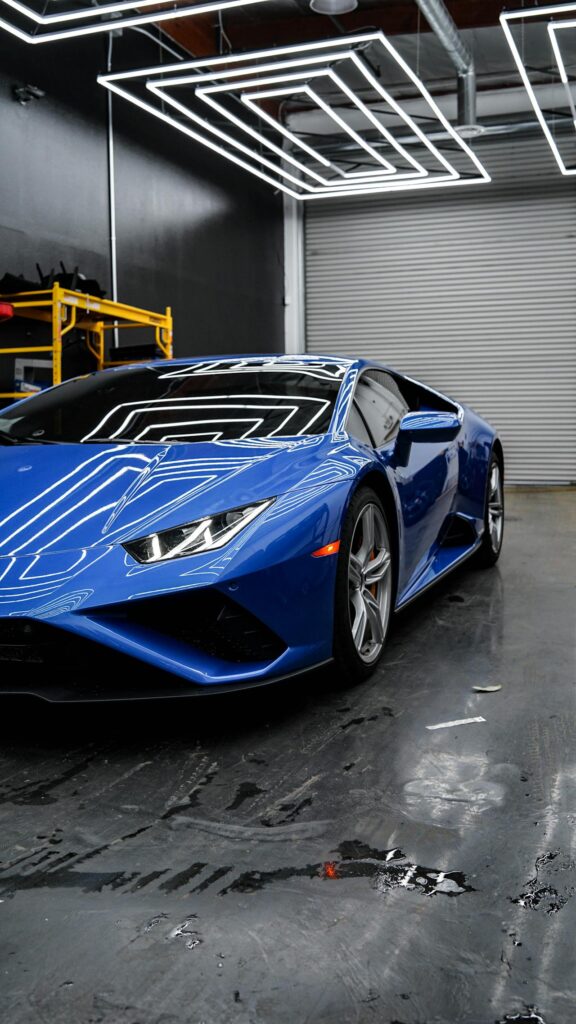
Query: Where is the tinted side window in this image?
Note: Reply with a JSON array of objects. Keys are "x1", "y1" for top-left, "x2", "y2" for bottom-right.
[
  {"x1": 346, "y1": 401, "x2": 373, "y2": 445},
  {"x1": 354, "y1": 371, "x2": 409, "y2": 448}
]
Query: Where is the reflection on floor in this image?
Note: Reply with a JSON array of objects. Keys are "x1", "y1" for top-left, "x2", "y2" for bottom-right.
[{"x1": 0, "y1": 489, "x2": 574, "y2": 1024}]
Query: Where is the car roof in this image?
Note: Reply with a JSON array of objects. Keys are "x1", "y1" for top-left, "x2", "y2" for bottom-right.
[
  {"x1": 127, "y1": 354, "x2": 392, "y2": 374},
  {"x1": 153, "y1": 354, "x2": 356, "y2": 366}
]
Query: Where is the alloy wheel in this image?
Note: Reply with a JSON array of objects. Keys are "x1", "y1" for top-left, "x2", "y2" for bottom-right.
[
  {"x1": 488, "y1": 462, "x2": 504, "y2": 553},
  {"x1": 348, "y1": 503, "x2": 392, "y2": 664}
]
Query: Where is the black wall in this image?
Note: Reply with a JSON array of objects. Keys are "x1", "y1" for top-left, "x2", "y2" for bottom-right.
[{"x1": 0, "y1": 31, "x2": 285, "y2": 361}]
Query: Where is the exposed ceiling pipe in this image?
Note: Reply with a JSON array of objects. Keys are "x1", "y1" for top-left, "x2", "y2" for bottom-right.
[
  {"x1": 286, "y1": 83, "x2": 568, "y2": 136},
  {"x1": 414, "y1": 0, "x2": 476, "y2": 128}
]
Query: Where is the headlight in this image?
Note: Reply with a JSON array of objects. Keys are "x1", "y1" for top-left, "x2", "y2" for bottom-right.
[{"x1": 123, "y1": 498, "x2": 274, "y2": 564}]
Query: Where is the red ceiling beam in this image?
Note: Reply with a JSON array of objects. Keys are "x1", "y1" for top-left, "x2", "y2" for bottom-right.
[
  {"x1": 223, "y1": 1, "x2": 504, "y2": 53},
  {"x1": 144, "y1": 4, "x2": 217, "y2": 56},
  {"x1": 161, "y1": 15, "x2": 217, "y2": 57}
]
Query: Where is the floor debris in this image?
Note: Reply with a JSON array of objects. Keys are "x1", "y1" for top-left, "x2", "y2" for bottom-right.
[{"x1": 496, "y1": 1008, "x2": 547, "y2": 1024}]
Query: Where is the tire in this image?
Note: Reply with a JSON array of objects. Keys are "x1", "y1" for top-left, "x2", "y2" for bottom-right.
[
  {"x1": 333, "y1": 487, "x2": 394, "y2": 684},
  {"x1": 473, "y1": 453, "x2": 504, "y2": 569}
]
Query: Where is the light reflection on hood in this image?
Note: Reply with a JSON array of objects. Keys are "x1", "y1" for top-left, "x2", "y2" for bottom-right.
[{"x1": 0, "y1": 435, "x2": 334, "y2": 558}]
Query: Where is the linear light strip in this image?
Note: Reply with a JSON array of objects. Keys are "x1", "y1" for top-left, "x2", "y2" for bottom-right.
[
  {"x1": 146, "y1": 50, "x2": 416, "y2": 184},
  {"x1": 104, "y1": 75, "x2": 464, "y2": 198},
  {"x1": 202, "y1": 81, "x2": 375, "y2": 183},
  {"x1": 549, "y1": 17, "x2": 576, "y2": 34},
  {"x1": 101, "y1": 32, "x2": 388, "y2": 82},
  {"x1": 300, "y1": 85, "x2": 398, "y2": 173},
  {"x1": 500, "y1": 4, "x2": 576, "y2": 177},
  {"x1": 164, "y1": 56, "x2": 390, "y2": 180},
  {"x1": 147, "y1": 82, "x2": 323, "y2": 192},
  {"x1": 373, "y1": 34, "x2": 488, "y2": 180},
  {"x1": 144, "y1": 50, "x2": 363, "y2": 88},
  {"x1": 197, "y1": 74, "x2": 398, "y2": 182},
  {"x1": 167, "y1": 81, "x2": 333, "y2": 185},
  {"x1": 155, "y1": 59, "x2": 459, "y2": 187},
  {"x1": 548, "y1": 24, "x2": 572, "y2": 85},
  {"x1": 194, "y1": 58, "x2": 435, "y2": 175},
  {"x1": 548, "y1": 23, "x2": 576, "y2": 128},
  {"x1": 0, "y1": 0, "x2": 278, "y2": 45},
  {"x1": 240, "y1": 92, "x2": 334, "y2": 170},
  {"x1": 240, "y1": 85, "x2": 425, "y2": 179},
  {"x1": 102, "y1": 79, "x2": 301, "y2": 200},
  {"x1": 0, "y1": 0, "x2": 272, "y2": 42},
  {"x1": 315, "y1": 68, "x2": 426, "y2": 175},
  {"x1": 347, "y1": 51, "x2": 454, "y2": 176},
  {"x1": 153, "y1": 78, "x2": 443, "y2": 194},
  {"x1": 98, "y1": 31, "x2": 490, "y2": 199},
  {"x1": 3, "y1": 0, "x2": 271, "y2": 25},
  {"x1": 501, "y1": 2, "x2": 576, "y2": 20},
  {"x1": 195, "y1": 64, "x2": 459, "y2": 189},
  {"x1": 298, "y1": 175, "x2": 488, "y2": 200},
  {"x1": 196, "y1": 76, "x2": 401, "y2": 181},
  {"x1": 172, "y1": 44, "x2": 480, "y2": 179}
]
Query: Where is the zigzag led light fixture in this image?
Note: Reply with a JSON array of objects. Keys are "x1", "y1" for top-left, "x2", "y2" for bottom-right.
[
  {"x1": 501, "y1": 2, "x2": 576, "y2": 175},
  {"x1": 98, "y1": 32, "x2": 491, "y2": 200},
  {"x1": 0, "y1": 0, "x2": 272, "y2": 45}
]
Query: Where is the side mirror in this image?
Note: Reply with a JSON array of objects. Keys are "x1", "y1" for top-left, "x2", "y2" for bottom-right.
[{"x1": 397, "y1": 410, "x2": 461, "y2": 443}]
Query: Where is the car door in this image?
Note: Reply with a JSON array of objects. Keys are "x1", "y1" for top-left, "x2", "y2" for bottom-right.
[{"x1": 352, "y1": 370, "x2": 459, "y2": 596}]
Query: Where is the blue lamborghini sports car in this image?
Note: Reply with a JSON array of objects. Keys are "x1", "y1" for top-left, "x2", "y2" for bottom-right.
[{"x1": 0, "y1": 355, "x2": 504, "y2": 699}]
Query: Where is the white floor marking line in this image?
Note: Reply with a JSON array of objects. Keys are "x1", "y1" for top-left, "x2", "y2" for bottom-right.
[{"x1": 426, "y1": 716, "x2": 486, "y2": 731}]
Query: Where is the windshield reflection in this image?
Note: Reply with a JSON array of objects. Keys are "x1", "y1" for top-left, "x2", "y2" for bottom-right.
[{"x1": 0, "y1": 358, "x2": 349, "y2": 445}]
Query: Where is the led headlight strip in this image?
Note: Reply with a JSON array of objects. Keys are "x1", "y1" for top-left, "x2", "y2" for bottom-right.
[
  {"x1": 0, "y1": 0, "x2": 273, "y2": 45},
  {"x1": 98, "y1": 32, "x2": 490, "y2": 200},
  {"x1": 123, "y1": 497, "x2": 274, "y2": 563},
  {"x1": 500, "y1": 3, "x2": 576, "y2": 176}
]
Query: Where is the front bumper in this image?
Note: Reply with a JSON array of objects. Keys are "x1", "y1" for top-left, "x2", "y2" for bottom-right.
[
  {"x1": 0, "y1": 615, "x2": 333, "y2": 701},
  {"x1": 0, "y1": 513, "x2": 340, "y2": 699}
]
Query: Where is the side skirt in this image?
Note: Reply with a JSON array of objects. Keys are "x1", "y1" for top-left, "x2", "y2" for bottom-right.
[{"x1": 395, "y1": 540, "x2": 481, "y2": 612}]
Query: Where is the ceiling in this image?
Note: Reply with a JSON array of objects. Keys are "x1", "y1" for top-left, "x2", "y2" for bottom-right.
[
  {"x1": 162, "y1": 1, "x2": 506, "y2": 62},
  {"x1": 156, "y1": 2, "x2": 576, "y2": 143},
  {"x1": 82, "y1": 0, "x2": 567, "y2": 193}
]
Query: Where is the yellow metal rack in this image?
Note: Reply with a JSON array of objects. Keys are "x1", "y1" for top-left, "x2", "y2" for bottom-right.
[{"x1": 0, "y1": 284, "x2": 173, "y2": 402}]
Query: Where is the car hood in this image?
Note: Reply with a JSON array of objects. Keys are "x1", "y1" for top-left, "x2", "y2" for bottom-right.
[{"x1": 0, "y1": 436, "x2": 331, "y2": 557}]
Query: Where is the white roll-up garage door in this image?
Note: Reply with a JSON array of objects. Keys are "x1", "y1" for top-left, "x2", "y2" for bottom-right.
[{"x1": 305, "y1": 136, "x2": 576, "y2": 484}]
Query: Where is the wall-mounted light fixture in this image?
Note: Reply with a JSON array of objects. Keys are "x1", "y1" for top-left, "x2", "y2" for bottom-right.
[
  {"x1": 11, "y1": 82, "x2": 45, "y2": 104},
  {"x1": 0, "y1": 0, "x2": 273, "y2": 45},
  {"x1": 501, "y1": 3, "x2": 576, "y2": 175},
  {"x1": 98, "y1": 32, "x2": 490, "y2": 200}
]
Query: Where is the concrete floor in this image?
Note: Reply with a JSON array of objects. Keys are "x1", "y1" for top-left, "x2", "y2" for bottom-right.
[{"x1": 0, "y1": 490, "x2": 574, "y2": 1024}]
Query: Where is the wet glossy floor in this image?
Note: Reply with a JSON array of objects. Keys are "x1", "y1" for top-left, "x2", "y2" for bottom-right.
[{"x1": 0, "y1": 490, "x2": 574, "y2": 1024}]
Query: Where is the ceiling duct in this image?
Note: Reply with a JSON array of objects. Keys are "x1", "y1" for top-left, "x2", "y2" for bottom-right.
[{"x1": 414, "y1": 0, "x2": 476, "y2": 130}]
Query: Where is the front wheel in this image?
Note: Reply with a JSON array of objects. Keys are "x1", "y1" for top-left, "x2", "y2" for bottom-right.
[
  {"x1": 473, "y1": 454, "x2": 504, "y2": 569},
  {"x1": 333, "y1": 488, "x2": 394, "y2": 684}
]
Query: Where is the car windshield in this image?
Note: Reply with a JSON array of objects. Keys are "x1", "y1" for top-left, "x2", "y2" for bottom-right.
[{"x1": 0, "y1": 359, "x2": 347, "y2": 444}]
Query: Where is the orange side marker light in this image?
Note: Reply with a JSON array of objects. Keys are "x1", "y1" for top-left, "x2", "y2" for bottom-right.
[{"x1": 312, "y1": 540, "x2": 341, "y2": 558}]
